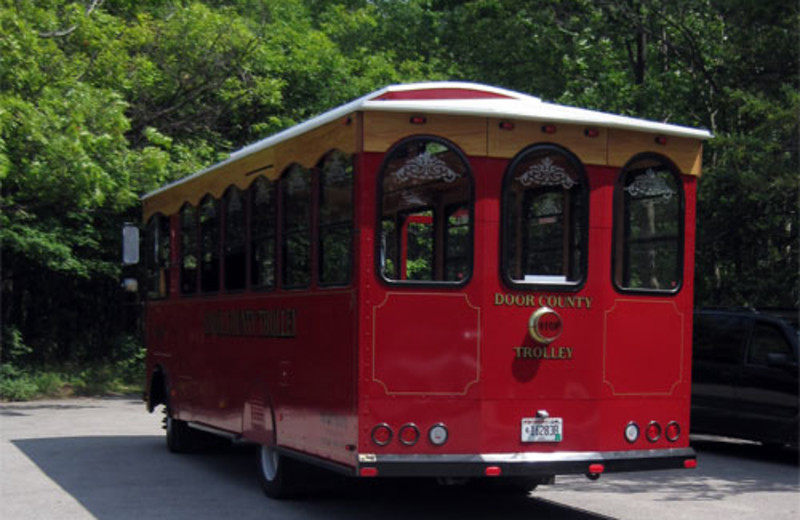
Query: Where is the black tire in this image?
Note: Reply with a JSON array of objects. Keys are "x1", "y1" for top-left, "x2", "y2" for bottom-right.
[
  {"x1": 257, "y1": 445, "x2": 300, "y2": 499},
  {"x1": 165, "y1": 408, "x2": 196, "y2": 453}
]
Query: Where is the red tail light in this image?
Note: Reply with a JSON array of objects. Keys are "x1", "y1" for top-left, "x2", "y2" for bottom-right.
[
  {"x1": 371, "y1": 424, "x2": 393, "y2": 446},
  {"x1": 645, "y1": 422, "x2": 662, "y2": 443},
  {"x1": 485, "y1": 466, "x2": 502, "y2": 477},
  {"x1": 398, "y1": 424, "x2": 420, "y2": 446},
  {"x1": 666, "y1": 421, "x2": 681, "y2": 442}
]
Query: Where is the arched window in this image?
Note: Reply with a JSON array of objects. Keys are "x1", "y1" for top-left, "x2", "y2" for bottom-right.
[
  {"x1": 249, "y1": 176, "x2": 276, "y2": 290},
  {"x1": 180, "y1": 203, "x2": 198, "y2": 295},
  {"x1": 502, "y1": 145, "x2": 588, "y2": 288},
  {"x1": 281, "y1": 165, "x2": 312, "y2": 288},
  {"x1": 223, "y1": 186, "x2": 246, "y2": 291},
  {"x1": 318, "y1": 151, "x2": 354, "y2": 286},
  {"x1": 145, "y1": 213, "x2": 170, "y2": 299},
  {"x1": 613, "y1": 154, "x2": 684, "y2": 293},
  {"x1": 378, "y1": 137, "x2": 473, "y2": 284},
  {"x1": 199, "y1": 195, "x2": 220, "y2": 293}
]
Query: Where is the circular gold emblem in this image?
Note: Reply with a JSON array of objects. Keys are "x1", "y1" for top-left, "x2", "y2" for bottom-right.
[{"x1": 528, "y1": 307, "x2": 563, "y2": 344}]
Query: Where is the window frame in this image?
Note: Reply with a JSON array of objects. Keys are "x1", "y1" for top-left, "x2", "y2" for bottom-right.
[
  {"x1": 249, "y1": 175, "x2": 278, "y2": 292},
  {"x1": 222, "y1": 185, "x2": 247, "y2": 293},
  {"x1": 500, "y1": 143, "x2": 589, "y2": 292},
  {"x1": 317, "y1": 150, "x2": 354, "y2": 288},
  {"x1": 612, "y1": 153, "x2": 685, "y2": 296},
  {"x1": 281, "y1": 163, "x2": 313, "y2": 290},
  {"x1": 375, "y1": 135, "x2": 475, "y2": 288},
  {"x1": 179, "y1": 202, "x2": 199, "y2": 296},
  {"x1": 144, "y1": 212, "x2": 171, "y2": 300},
  {"x1": 198, "y1": 194, "x2": 221, "y2": 294}
]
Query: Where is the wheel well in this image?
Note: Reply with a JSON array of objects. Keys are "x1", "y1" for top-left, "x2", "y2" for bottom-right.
[{"x1": 148, "y1": 368, "x2": 167, "y2": 412}]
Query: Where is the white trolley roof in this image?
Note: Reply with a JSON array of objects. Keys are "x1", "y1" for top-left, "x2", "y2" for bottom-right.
[{"x1": 143, "y1": 81, "x2": 711, "y2": 201}]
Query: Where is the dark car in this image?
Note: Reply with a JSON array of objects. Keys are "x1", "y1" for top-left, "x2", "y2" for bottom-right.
[{"x1": 691, "y1": 309, "x2": 799, "y2": 448}]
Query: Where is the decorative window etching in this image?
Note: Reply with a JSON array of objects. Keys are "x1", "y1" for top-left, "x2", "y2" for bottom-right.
[
  {"x1": 624, "y1": 169, "x2": 675, "y2": 203},
  {"x1": 517, "y1": 157, "x2": 576, "y2": 189},
  {"x1": 395, "y1": 152, "x2": 460, "y2": 183}
]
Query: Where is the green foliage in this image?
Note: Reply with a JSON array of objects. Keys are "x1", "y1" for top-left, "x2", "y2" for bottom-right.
[{"x1": 0, "y1": 0, "x2": 796, "y2": 400}]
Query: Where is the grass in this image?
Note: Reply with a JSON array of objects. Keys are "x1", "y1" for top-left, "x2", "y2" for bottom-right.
[{"x1": 0, "y1": 354, "x2": 145, "y2": 402}]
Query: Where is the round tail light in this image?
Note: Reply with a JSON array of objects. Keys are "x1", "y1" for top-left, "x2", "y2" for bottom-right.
[
  {"x1": 371, "y1": 424, "x2": 393, "y2": 446},
  {"x1": 398, "y1": 424, "x2": 420, "y2": 446},
  {"x1": 624, "y1": 422, "x2": 640, "y2": 444},
  {"x1": 428, "y1": 423, "x2": 449, "y2": 446},
  {"x1": 645, "y1": 421, "x2": 662, "y2": 443},
  {"x1": 666, "y1": 421, "x2": 681, "y2": 442}
]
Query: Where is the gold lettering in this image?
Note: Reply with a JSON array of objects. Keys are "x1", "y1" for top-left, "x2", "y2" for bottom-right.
[{"x1": 495, "y1": 293, "x2": 505, "y2": 306}]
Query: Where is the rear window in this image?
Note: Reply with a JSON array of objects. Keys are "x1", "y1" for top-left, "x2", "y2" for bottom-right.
[
  {"x1": 501, "y1": 145, "x2": 588, "y2": 289},
  {"x1": 693, "y1": 314, "x2": 749, "y2": 365}
]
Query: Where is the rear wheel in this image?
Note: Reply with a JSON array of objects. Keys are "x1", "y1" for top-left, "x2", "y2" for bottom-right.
[
  {"x1": 164, "y1": 407, "x2": 197, "y2": 453},
  {"x1": 257, "y1": 445, "x2": 300, "y2": 499}
]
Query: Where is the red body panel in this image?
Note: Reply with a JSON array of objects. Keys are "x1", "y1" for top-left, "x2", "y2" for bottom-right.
[{"x1": 145, "y1": 126, "x2": 698, "y2": 476}]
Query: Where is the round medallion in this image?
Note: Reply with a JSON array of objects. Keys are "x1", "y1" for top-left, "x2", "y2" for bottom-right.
[{"x1": 528, "y1": 307, "x2": 563, "y2": 344}]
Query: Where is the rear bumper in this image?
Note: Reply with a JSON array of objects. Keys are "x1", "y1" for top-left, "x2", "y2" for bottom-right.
[{"x1": 356, "y1": 447, "x2": 696, "y2": 478}]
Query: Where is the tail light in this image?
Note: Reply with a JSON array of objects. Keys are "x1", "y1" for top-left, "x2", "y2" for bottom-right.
[
  {"x1": 371, "y1": 424, "x2": 393, "y2": 446},
  {"x1": 428, "y1": 423, "x2": 449, "y2": 446},
  {"x1": 624, "y1": 422, "x2": 640, "y2": 443},
  {"x1": 645, "y1": 421, "x2": 662, "y2": 443},
  {"x1": 398, "y1": 424, "x2": 420, "y2": 446},
  {"x1": 666, "y1": 421, "x2": 681, "y2": 442}
]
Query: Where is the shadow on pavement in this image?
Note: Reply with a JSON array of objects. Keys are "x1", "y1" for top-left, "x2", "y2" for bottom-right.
[{"x1": 11, "y1": 436, "x2": 611, "y2": 520}]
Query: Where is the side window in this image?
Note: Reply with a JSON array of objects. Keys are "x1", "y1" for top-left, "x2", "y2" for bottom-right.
[
  {"x1": 502, "y1": 145, "x2": 587, "y2": 288},
  {"x1": 318, "y1": 151, "x2": 353, "y2": 286},
  {"x1": 250, "y1": 176, "x2": 276, "y2": 290},
  {"x1": 223, "y1": 186, "x2": 246, "y2": 291},
  {"x1": 199, "y1": 195, "x2": 220, "y2": 293},
  {"x1": 748, "y1": 322, "x2": 794, "y2": 366},
  {"x1": 693, "y1": 314, "x2": 748, "y2": 364},
  {"x1": 180, "y1": 203, "x2": 198, "y2": 295},
  {"x1": 614, "y1": 154, "x2": 683, "y2": 292},
  {"x1": 282, "y1": 165, "x2": 312, "y2": 288},
  {"x1": 378, "y1": 137, "x2": 473, "y2": 284},
  {"x1": 145, "y1": 213, "x2": 170, "y2": 299}
]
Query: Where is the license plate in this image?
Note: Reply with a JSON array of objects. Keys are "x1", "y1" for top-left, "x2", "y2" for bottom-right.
[{"x1": 521, "y1": 417, "x2": 563, "y2": 442}]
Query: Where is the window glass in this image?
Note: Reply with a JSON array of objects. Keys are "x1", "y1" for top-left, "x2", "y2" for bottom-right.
[
  {"x1": 250, "y1": 176, "x2": 276, "y2": 290},
  {"x1": 223, "y1": 186, "x2": 246, "y2": 291},
  {"x1": 378, "y1": 137, "x2": 472, "y2": 284},
  {"x1": 503, "y1": 146, "x2": 587, "y2": 287},
  {"x1": 318, "y1": 151, "x2": 353, "y2": 286},
  {"x1": 693, "y1": 314, "x2": 748, "y2": 365},
  {"x1": 180, "y1": 204, "x2": 198, "y2": 295},
  {"x1": 282, "y1": 165, "x2": 312, "y2": 288},
  {"x1": 614, "y1": 155, "x2": 683, "y2": 292},
  {"x1": 145, "y1": 214, "x2": 170, "y2": 299},
  {"x1": 199, "y1": 195, "x2": 220, "y2": 293},
  {"x1": 748, "y1": 322, "x2": 793, "y2": 366}
]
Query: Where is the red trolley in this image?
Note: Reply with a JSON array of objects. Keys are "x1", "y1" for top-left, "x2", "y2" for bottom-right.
[{"x1": 139, "y1": 82, "x2": 711, "y2": 497}]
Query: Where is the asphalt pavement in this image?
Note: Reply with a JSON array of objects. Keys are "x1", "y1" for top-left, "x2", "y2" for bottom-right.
[{"x1": 1, "y1": 397, "x2": 798, "y2": 519}]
